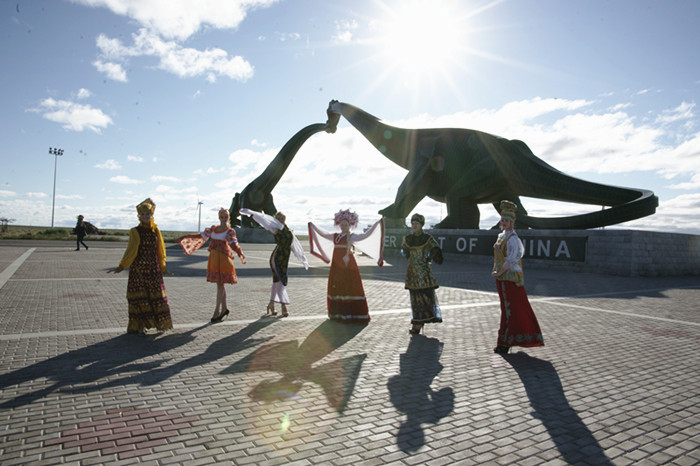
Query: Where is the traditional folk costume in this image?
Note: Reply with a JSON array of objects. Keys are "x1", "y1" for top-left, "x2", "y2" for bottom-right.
[
  {"x1": 176, "y1": 213, "x2": 245, "y2": 284},
  {"x1": 308, "y1": 210, "x2": 384, "y2": 324},
  {"x1": 239, "y1": 208, "x2": 309, "y2": 307},
  {"x1": 493, "y1": 201, "x2": 544, "y2": 353},
  {"x1": 114, "y1": 198, "x2": 173, "y2": 334},
  {"x1": 402, "y1": 214, "x2": 443, "y2": 330}
]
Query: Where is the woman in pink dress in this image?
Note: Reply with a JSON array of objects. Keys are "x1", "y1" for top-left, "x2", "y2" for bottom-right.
[{"x1": 308, "y1": 209, "x2": 384, "y2": 324}]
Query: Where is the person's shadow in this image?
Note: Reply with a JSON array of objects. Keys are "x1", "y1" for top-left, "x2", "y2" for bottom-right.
[
  {"x1": 502, "y1": 352, "x2": 613, "y2": 465},
  {"x1": 64, "y1": 318, "x2": 278, "y2": 392},
  {"x1": 0, "y1": 326, "x2": 207, "y2": 409},
  {"x1": 387, "y1": 335, "x2": 454, "y2": 453},
  {"x1": 223, "y1": 320, "x2": 367, "y2": 414}
]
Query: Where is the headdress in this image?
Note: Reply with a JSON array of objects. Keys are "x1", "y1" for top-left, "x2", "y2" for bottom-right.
[
  {"x1": 219, "y1": 207, "x2": 230, "y2": 218},
  {"x1": 274, "y1": 211, "x2": 287, "y2": 224},
  {"x1": 334, "y1": 209, "x2": 359, "y2": 228},
  {"x1": 410, "y1": 213, "x2": 425, "y2": 226},
  {"x1": 499, "y1": 200, "x2": 517, "y2": 222},
  {"x1": 136, "y1": 198, "x2": 156, "y2": 216}
]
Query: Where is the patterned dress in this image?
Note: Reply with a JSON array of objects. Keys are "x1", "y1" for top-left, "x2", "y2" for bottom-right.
[
  {"x1": 120, "y1": 224, "x2": 173, "y2": 333},
  {"x1": 205, "y1": 226, "x2": 244, "y2": 284},
  {"x1": 402, "y1": 233, "x2": 443, "y2": 325},
  {"x1": 270, "y1": 226, "x2": 293, "y2": 303},
  {"x1": 493, "y1": 230, "x2": 544, "y2": 348}
]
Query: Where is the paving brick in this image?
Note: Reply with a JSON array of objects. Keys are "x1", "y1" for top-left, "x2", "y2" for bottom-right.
[{"x1": 1, "y1": 242, "x2": 699, "y2": 465}]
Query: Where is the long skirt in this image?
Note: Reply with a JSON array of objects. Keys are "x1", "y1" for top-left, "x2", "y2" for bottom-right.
[
  {"x1": 409, "y1": 288, "x2": 442, "y2": 324},
  {"x1": 327, "y1": 252, "x2": 370, "y2": 323},
  {"x1": 207, "y1": 249, "x2": 237, "y2": 284},
  {"x1": 496, "y1": 280, "x2": 544, "y2": 348},
  {"x1": 126, "y1": 265, "x2": 172, "y2": 333}
]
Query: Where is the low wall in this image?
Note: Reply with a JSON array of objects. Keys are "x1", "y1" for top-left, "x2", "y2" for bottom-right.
[{"x1": 384, "y1": 228, "x2": 700, "y2": 277}]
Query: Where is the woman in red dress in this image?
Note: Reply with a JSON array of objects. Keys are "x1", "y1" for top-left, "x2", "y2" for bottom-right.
[
  {"x1": 308, "y1": 209, "x2": 384, "y2": 324},
  {"x1": 492, "y1": 200, "x2": 544, "y2": 354}
]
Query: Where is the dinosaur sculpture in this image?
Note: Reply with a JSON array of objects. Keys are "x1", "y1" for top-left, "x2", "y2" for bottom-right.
[
  {"x1": 325, "y1": 100, "x2": 658, "y2": 229},
  {"x1": 228, "y1": 109, "x2": 340, "y2": 227}
]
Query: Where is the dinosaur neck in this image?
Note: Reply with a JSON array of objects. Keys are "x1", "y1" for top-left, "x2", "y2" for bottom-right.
[
  {"x1": 253, "y1": 123, "x2": 328, "y2": 193},
  {"x1": 333, "y1": 102, "x2": 413, "y2": 169}
]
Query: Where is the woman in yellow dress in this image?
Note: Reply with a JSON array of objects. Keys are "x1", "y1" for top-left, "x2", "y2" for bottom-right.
[{"x1": 107, "y1": 198, "x2": 173, "y2": 335}]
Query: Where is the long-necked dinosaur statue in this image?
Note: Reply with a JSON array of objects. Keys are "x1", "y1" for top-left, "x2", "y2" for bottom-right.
[
  {"x1": 229, "y1": 109, "x2": 340, "y2": 227},
  {"x1": 325, "y1": 100, "x2": 658, "y2": 229}
]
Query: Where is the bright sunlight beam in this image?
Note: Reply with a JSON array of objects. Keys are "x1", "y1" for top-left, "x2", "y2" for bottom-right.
[{"x1": 378, "y1": 1, "x2": 468, "y2": 75}]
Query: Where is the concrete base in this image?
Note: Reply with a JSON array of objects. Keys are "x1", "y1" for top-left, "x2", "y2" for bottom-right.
[
  {"x1": 385, "y1": 228, "x2": 700, "y2": 277},
  {"x1": 235, "y1": 227, "x2": 275, "y2": 244}
]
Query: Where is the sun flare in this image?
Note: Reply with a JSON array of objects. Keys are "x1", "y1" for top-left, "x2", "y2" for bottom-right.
[{"x1": 378, "y1": 1, "x2": 468, "y2": 74}]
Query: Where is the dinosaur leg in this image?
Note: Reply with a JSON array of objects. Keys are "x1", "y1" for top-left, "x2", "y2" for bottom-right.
[
  {"x1": 491, "y1": 197, "x2": 529, "y2": 229},
  {"x1": 435, "y1": 195, "x2": 480, "y2": 229},
  {"x1": 379, "y1": 159, "x2": 432, "y2": 225}
]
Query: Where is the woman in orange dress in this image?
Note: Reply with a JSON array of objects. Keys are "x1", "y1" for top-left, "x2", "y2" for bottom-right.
[{"x1": 177, "y1": 208, "x2": 246, "y2": 322}]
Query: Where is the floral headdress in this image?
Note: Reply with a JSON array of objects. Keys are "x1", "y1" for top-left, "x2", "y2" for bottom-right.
[{"x1": 334, "y1": 209, "x2": 359, "y2": 229}]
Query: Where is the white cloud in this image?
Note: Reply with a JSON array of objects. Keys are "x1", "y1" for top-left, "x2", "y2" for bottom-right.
[
  {"x1": 95, "y1": 29, "x2": 254, "y2": 82},
  {"x1": 127, "y1": 155, "x2": 144, "y2": 162},
  {"x1": 0, "y1": 190, "x2": 16, "y2": 197},
  {"x1": 72, "y1": 0, "x2": 279, "y2": 41},
  {"x1": 93, "y1": 60, "x2": 128, "y2": 82},
  {"x1": 151, "y1": 175, "x2": 180, "y2": 182},
  {"x1": 76, "y1": 88, "x2": 91, "y2": 99},
  {"x1": 655, "y1": 101, "x2": 695, "y2": 125},
  {"x1": 27, "y1": 192, "x2": 47, "y2": 198},
  {"x1": 33, "y1": 97, "x2": 113, "y2": 133},
  {"x1": 95, "y1": 159, "x2": 122, "y2": 170},
  {"x1": 333, "y1": 19, "x2": 358, "y2": 43},
  {"x1": 110, "y1": 175, "x2": 141, "y2": 184}
]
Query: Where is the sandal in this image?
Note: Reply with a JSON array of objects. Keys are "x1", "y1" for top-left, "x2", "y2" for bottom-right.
[
  {"x1": 493, "y1": 345, "x2": 510, "y2": 354},
  {"x1": 408, "y1": 323, "x2": 423, "y2": 335},
  {"x1": 266, "y1": 302, "x2": 277, "y2": 316},
  {"x1": 280, "y1": 304, "x2": 288, "y2": 318}
]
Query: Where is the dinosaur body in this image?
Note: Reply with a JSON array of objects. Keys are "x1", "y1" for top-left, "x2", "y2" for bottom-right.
[{"x1": 326, "y1": 100, "x2": 658, "y2": 229}]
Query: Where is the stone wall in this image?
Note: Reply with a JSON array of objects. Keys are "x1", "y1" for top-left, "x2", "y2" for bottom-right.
[{"x1": 384, "y1": 228, "x2": 700, "y2": 277}]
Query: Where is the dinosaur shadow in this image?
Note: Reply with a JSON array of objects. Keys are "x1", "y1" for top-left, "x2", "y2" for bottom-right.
[
  {"x1": 222, "y1": 320, "x2": 367, "y2": 414},
  {"x1": 0, "y1": 326, "x2": 206, "y2": 409},
  {"x1": 387, "y1": 334, "x2": 455, "y2": 453},
  {"x1": 501, "y1": 352, "x2": 613, "y2": 465}
]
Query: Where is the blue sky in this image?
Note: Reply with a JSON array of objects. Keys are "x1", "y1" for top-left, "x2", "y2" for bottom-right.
[{"x1": 2, "y1": 0, "x2": 699, "y2": 235}]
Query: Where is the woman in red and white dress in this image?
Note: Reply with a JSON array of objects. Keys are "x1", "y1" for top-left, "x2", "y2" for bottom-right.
[
  {"x1": 177, "y1": 208, "x2": 246, "y2": 322},
  {"x1": 308, "y1": 209, "x2": 384, "y2": 324},
  {"x1": 492, "y1": 200, "x2": 544, "y2": 354}
]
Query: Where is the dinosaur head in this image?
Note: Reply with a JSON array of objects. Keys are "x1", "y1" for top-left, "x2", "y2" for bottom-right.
[{"x1": 325, "y1": 100, "x2": 341, "y2": 133}]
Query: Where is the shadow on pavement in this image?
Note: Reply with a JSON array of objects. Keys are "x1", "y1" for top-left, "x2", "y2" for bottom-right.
[
  {"x1": 222, "y1": 320, "x2": 367, "y2": 414},
  {"x1": 502, "y1": 352, "x2": 613, "y2": 465},
  {"x1": 0, "y1": 325, "x2": 209, "y2": 409},
  {"x1": 388, "y1": 334, "x2": 455, "y2": 453}
]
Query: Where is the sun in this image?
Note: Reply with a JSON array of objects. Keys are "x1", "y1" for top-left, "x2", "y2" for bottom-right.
[{"x1": 377, "y1": 1, "x2": 469, "y2": 75}]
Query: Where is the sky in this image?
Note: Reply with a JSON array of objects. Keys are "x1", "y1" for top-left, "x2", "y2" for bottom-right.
[{"x1": 2, "y1": 0, "x2": 699, "y2": 235}]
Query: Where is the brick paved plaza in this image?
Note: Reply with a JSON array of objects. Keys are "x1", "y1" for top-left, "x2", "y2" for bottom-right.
[{"x1": 0, "y1": 239, "x2": 698, "y2": 465}]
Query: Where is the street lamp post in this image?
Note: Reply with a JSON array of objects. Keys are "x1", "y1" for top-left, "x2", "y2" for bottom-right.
[{"x1": 49, "y1": 147, "x2": 64, "y2": 228}]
